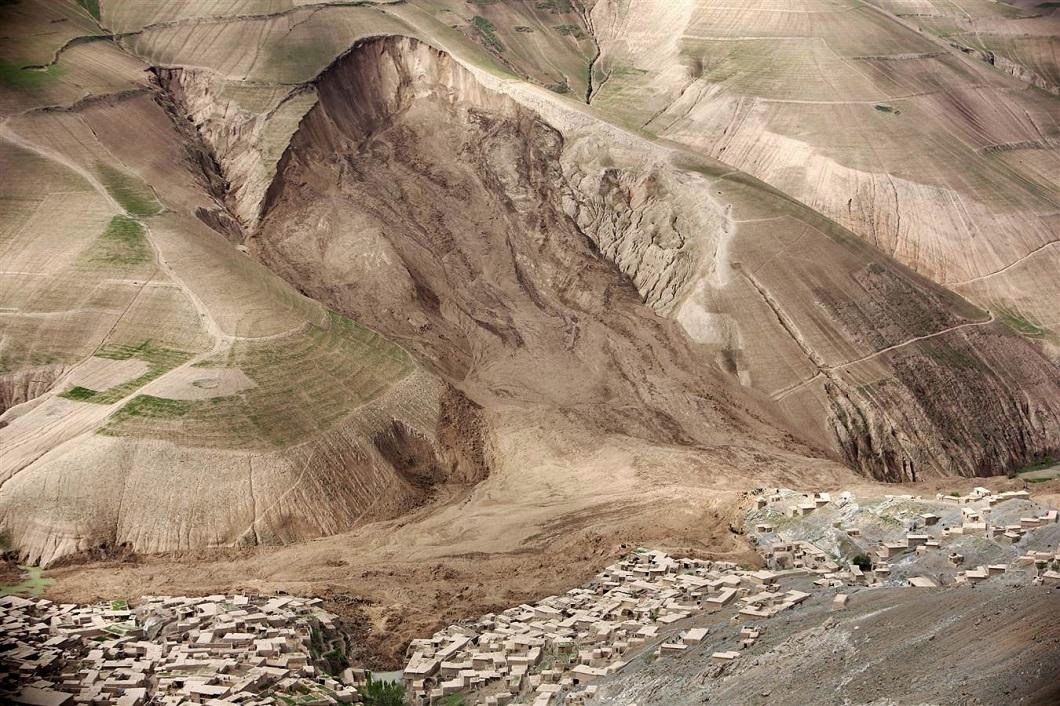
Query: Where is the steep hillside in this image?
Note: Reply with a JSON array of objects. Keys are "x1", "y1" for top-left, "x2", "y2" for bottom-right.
[
  {"x1": 244, "y1": 34, "x2": 1059, "y2": 485},
  {"x1": 0, "y1": 0, "x2": 1057, "y2": 586},
  {"x1": 0, "y1": 17, "x2": 485, "y2": 564},
  {"x1": 583, "y1": 0, "x2": 1060, "y2": 352},
  {"x1": 870, "y1": 0, "x2": 1060, "y2": 96}
]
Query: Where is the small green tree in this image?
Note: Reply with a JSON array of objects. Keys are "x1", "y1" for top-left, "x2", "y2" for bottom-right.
[
  {"x1": 438, "y1": 696, "x2": 467, "y2": 706},
  {"x1": 360, "y1": 673, "x2": 405, "y2": 706},
  {"x1": 852, "y1": 554, "x2": 872, "y2": 571}
]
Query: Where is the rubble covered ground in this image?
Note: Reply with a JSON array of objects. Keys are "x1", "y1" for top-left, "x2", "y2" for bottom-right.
[{"x1": 2, "y1": 485, "x2": 1058, "y2": 706}]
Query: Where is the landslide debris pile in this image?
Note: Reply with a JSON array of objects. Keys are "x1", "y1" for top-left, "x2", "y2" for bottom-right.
[
  {"x1": 0, "y1": 0, "x2": 1058, "y2": 571},
  {"x1": 253, "y1": 34, "x2": 1060, "y2": 485}
]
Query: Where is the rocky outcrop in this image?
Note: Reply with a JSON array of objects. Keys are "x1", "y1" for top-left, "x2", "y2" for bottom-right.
[
  {"x1": 153, "y1": 67, "x2": 318, "y2": 227},
  {"x1": 0, "y1": 365, "x2": 66, "y2": 416},
  {"x1": 559, "y1": 163, "x2": 714, "y2": 313}
]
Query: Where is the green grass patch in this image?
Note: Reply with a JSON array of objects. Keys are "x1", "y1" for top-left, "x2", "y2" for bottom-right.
[
  {"x1": 1, "y1": 566, "x2": 53, "y2": 597},
  {"x1": 0, "y1": 61, "x2": 63, "y2": 90},
  {"x1": 69, "y1": 341, "x2": 191, "y2": 404},
  {"x1": 1018, "y1": 455, "x2": 1057, "y2": 473},
  {"x1": 553, "y1": 24, "x2": 585, "y2": 39},
  {"x1": 547, "y1": 78, "x2": 570, "y2": 94},
  {"x1": 999, "y1": 309, "x2": 1046, "y2": 337},
  {"x1": 62, "y1": 385, "x2": 99, "y2": 401},
  {"x1": 84, "y1": 215, "x2": 150, "y2": 267},
  {"x1": 436, "y1": 696, "x2": 466, "y2": 706},
  {"x1": 922, "y1": 23, "x2": 959, "y2": 40},
  {"x1": 96, "y1": 163, "x2": 162, "y2": 218},
  {"x1": 102, "y1": 312, "x2": 413, "y2": 448},
  {"x1": 110, "y1": 599, "x2": 129, "y2": 610},
  {"x1": 1016, "y1": 456, "x2": 1060, "y2": 482},
  {"x1": 471, "y1": 16, "x2": 503, "y2": 52},
  {"x1": 0, "y1": 351, "x2": 70, "y2": 375},
  {"x1": 109, "y1": 394, "x2": 194, "y2": 422},
  {"x1": 514, "y1": 25, "x2": 534, "y2": 33},
  {"x1": 606, "y1": 65, "x2": 649, "y2": 78},
  {"x1": 360, "y1": 674, "x2": 405, "y2": 706},
  {"x1": 921, "y1": 342, "x2": 979, "y2": 369},
  {"x1": 78, "y1": 0, "x2": 100, "y2": 20},
  {"x1": 536, "y1": 0, "x2": 572, "y2": 11},
  {"x1": 874, "y1": 103, "x2": 900, "y2": 115}
]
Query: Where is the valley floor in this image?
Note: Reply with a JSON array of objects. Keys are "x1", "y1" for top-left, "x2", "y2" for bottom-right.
[{"x1": 10, "y1": 474, "x2": 1060, "y2": 678}]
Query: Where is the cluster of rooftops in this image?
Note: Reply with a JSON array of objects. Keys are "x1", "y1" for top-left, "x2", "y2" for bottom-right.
[
  {"x1": 400, "y1": 549, "x2": 813, "y2": 705},
  {"x1": 752, "y1": 487, "x2": 1060, "y2": 588},
  {"x1": 2, "y1": 485, "x2": 1056, "y2": 706},
  {"x1": 400, "y1": 485, "x2": 1060, "y2": 705},
  {"x1": 1, "y1": 593, "x2": 363, "y2": 706}
]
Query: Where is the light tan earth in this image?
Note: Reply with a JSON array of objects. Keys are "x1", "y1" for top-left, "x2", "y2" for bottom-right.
[
  {"x1": 144, "y1": 366, "x2": 256, "y2": 400},
  {"x1": 872, "y1": 0, "x2": 1060, "y2": 95},
  {"x1": 0, "y1": 0, "x2": 1058, "y2": 663},
  {"x1": 64, "y1": 357, "x2": 151, "y2": 391}
]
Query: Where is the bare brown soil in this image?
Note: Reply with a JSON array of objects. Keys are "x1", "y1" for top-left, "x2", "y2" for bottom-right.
[
  {"x1": 1, "y1": 9, "x2": 1058, "y2": 685},
  {"x1": 0, "y1": 557, "x2": 22, "y2": 586},
  {"x1": 39, "y1": 474, "x2": 1021, "y2": 665}
]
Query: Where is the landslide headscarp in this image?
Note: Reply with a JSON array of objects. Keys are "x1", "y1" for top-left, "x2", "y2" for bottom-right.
[
  {"x1": 251, "y1": 35, "x2": 1059, "y2": 481},
  {"x1": 254, "y1": 35, "x2": 786, "y2": 453}
]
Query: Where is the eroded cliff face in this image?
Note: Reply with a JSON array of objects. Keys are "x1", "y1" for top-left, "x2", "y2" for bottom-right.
[
  {"x1": 952, "y1": 43, "x2": 1060, "y2": 97},
  {"x1": 0, "y1": 365, "x2": 67, "y2": 416},
  {"x1": 153, "y1": 67, "x2": 319, "y2": 228},
  {"x1": 559, "y1": 162, "x2": 716, "y2": 314},
  {"x1": 815, "y1": 272, "x2": 1059, "y2": 481},
  {"x1": 827, "y1": 335, "x2": 1058, "y2": 483},
  {"x1": 168, "y1": 36, "x2": 1058, "y2": 483},
  {"x1": 254, "y1": 37, "x2": 783, "y2": 454}
]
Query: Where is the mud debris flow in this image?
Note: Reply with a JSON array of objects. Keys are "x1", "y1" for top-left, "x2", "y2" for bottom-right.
[{"x1": 1, "y1": 1, "x2": 1059, "y2": 704}]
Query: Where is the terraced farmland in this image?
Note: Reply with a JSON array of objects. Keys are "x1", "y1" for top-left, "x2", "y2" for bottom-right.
[{"x1": 103, "y1": 312, "x2": 414, "y2": 449}]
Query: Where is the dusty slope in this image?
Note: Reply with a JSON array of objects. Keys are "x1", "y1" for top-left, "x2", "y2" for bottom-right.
[
  {"x1": 583, "y1": 0, "x2": 1060, "y2": 354},
  {"x1": 0, "y1": 0, "x2": 1056, "y2": 630},
  {"x1": 593, "y1": 582, "x2": 1060, "y2": 706},
  {"x1": 871, "y1": 0, "x2": 1060, "y2": 96},
  {"x1": 0, "y1": 1, "x2": 822, "y2": 571},
  {"x1": 124, "y1": 2, "x2": 1060, "y2": 484},
  {"x1": 0, "y1": 9, "x2": 486, "y2": 565}
]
